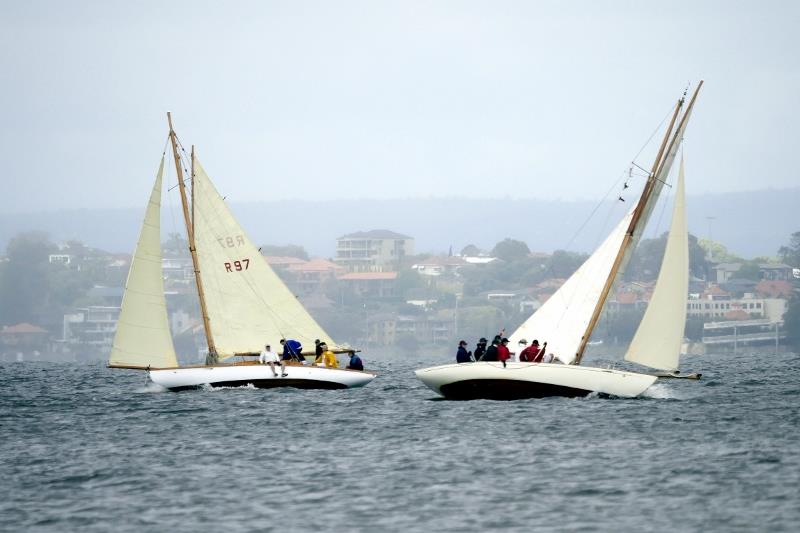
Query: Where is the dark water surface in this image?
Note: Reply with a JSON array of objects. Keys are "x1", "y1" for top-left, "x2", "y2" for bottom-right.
[{"x1": 2, "y1": 351, "x2": 798, "y2": 532}]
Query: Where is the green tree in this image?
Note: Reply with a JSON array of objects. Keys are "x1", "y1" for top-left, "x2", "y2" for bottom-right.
[
  {"x1": 163, "y1": 232, "x2": 189, "y2": 257},
  {"x1": 626, "y1": 233, "x2": 710, "y2": 282},
  {"x1": 460, "y1": 244, "x2": 482, "y2": 256},
  {"x1": 395, "y1": 270, "x2": 427, "y2": 299},
  {"x1": 778, "y1": 231, "x2": 800, "y2": 267},
  {"x1": 491, "y1": 239, "x2": 530, "y2": 263},
  {"x1": 48, "y1": 267, "x2": 93, "y2": 309},
  {"x1": 0, "y1": 232, "x2": 55, "y2": 325},
  {"x1": 260, "y1": 244, "x2": 309, "y2": 260},
  {"x1": 736, "y1": 260, "x2": 762, "y2": 281},
  {"x1": 688, "y1": 234, "x2": 711, "y2": 280},
  {"x1": 698, "y1": 239, "x2": 741, "y2": 263},
  {"x1": 604, "y1": 308, "x2": 645, "y2": 343},
  {"x1": 546, "y1": 250, "x2": 588, "y2": 279},
  {"x1": 784, "y1": 296, "x2": 800, "y2": 351}
]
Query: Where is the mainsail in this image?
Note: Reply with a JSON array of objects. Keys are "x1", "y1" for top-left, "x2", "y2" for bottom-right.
[
  {"x1": 509, "y1": 84, "x2": 700, "y2": 364},
  {"x1": 508, "y1": 208, "x2": 633, "y2": 364},
  {"x1": 191, "y1": 157, "x2": 339, "y2": 358},
  {"x1": 624, "y1": 157, "x2": 688, "y2": 370},
  {"x1": 109, "y1": 157, "x2": 178, "y2": 369}
]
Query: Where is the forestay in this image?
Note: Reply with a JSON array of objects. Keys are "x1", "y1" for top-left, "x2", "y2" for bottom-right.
[
  {"x1": 109, "y1": 158, "x2": 178, "y2": 369},
  {"x1": 625, "y1": 158, "x2": 688, "y2": 370},
  {"x1": 191, "y1": 158, "x2": 339, "y2": 358}
]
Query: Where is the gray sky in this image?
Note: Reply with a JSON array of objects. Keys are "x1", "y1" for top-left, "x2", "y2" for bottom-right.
[{"x1": 1, "y1": 0, "x2": 798, "y2": 214}]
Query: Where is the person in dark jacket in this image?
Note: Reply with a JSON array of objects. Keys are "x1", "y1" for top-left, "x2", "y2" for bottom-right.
[
  {"x1": 346, "y1": 351, "x2": 364, "y2": 371},
  {"x1": 280, "y1": 338, "x2": 305, "y2": 362},
  {"x1": 473, "y1": 338, "x2": 488, "y2": 361},
  {"x1": 314, "y1": 339, "x2": 324, "y2": 358},
  {"x1": 456, "y1": 340, "x2": 473, "y2": 363},
  {"x1": 482, "y1": 338, "x2": 500, "y2": 362}
]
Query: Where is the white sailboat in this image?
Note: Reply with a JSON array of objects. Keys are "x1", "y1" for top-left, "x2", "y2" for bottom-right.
[
  {"x1": 109, "y1": 114, "x2": 376, "y2": 391},
  {"x1": 415, "y1": 82, "x2": 703, "y2": 400}
]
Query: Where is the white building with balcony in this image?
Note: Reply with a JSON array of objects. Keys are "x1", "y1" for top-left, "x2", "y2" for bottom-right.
[{"x1": 335, "y1": 230, "x2": 413, "y2": 272}]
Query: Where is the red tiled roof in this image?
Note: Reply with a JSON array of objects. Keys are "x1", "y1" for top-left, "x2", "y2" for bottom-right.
[
  {"x1": 755, "y1": 280, "x2": 793, "y2": 298},
  {"x1": 615, "y1": 292, "x2": 638, "y2": 305},
  {"x1": 338, "y1": 272, "x2": 398, "y2": 281},
  {"x1": 705, "y1": 285, "x2": 730, "y2": 296},
  {"x1": 1, "y1": 323, "x2": 47, "y2": 334}
]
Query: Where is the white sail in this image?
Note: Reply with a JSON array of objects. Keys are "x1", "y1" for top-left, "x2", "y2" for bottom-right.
[
  {"x1": 509, "y1": 101, "x2": 697, "y2": 364},
  {"x1": 109, "y1": 157, "x2": 178, "y2": 369},
  {"x1": 624, "y1": 158, "x2": 688, "y2": 370},
  {"x1": 191, "y1": 157, "x2": 338, "y2": 358},
  {"x1": 509, "y1": 208, "x2": 634, "y2": 364}
]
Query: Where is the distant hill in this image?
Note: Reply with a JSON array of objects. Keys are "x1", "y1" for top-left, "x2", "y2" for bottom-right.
[{"x1": 1, "y1": 188, "x2": 797, "y2": 259}]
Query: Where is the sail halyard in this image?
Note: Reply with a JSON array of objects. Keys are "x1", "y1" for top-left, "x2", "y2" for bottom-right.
[
  {"x1": 109, "y1": 157, "x2": 178, "y2": 369},
  {"x1": 572, "y1": 81, "x2": 703, "y2": 364},
  {"x1": 167, "y1": 113, "x2": 218, "y2": 362},
  {"x1": 624, "y1": 156, "x2": 688, "y2": 370}
]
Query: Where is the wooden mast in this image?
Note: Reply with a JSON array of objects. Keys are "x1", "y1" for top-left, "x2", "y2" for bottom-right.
[
  {"x1": 166, "y1": 112, "x2": 218, "y2": 362},
  {"x1": 573, "y1": 82, "x2": 703, "y2": 364}
]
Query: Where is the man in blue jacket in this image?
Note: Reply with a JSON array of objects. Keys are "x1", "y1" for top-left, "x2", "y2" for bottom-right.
[
  {"x1": 346, "y1": 351, "x2": 364, "y2": 371},
  {"x1": 456, "y1": 340, "x2": 473, "y2": 363},
  {"x1": 280, "y1": 338, "x2": 305, "y2": 362}
]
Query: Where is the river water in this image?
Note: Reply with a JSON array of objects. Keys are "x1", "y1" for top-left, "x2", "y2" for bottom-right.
[{"x1": 1, "y1": 350, "x2": 798, "y2": 532}]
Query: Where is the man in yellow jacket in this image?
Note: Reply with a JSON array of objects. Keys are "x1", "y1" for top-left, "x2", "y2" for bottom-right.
[{"x1": 313, "y1": 343, "x2": 339, "y2": 368}]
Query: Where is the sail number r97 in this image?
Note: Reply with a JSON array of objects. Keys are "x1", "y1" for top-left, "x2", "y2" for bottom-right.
[{"x1": 224, "y1": 259, "x2": 250, "y2": 272}]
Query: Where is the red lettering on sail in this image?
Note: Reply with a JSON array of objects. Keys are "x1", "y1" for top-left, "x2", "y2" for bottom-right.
[{"x1": 224, "y1": 258, "x2": 250, "y2": 272}]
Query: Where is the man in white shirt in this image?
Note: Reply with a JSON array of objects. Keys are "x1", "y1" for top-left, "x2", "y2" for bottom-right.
[{"x1": 260, "y1": 344, "x2": 287, "y2": 377}]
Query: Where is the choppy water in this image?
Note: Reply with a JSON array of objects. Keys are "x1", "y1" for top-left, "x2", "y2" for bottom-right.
[{"x1": 2, "y1": 351, "x2": 798, "y2": 532}]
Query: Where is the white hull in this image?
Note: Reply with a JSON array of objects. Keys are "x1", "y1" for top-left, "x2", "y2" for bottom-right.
[
  {"x1": 414, "y1": 362, "x2": 656, "y2": 400},
  {"x1": 150, "y1": 363, "x2": 376, "y2": 391}
]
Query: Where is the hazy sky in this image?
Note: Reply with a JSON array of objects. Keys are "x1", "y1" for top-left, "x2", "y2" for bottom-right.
[{"x1": 1, "y1": 0, "x2": 798, "y2": 213}]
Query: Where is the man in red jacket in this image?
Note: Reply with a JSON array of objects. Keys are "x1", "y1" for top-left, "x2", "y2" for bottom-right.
[
  {"x1": 497, "y1": 338, "x2": 511, "y2": 368},
  {"x1": 520, "y1": 339, "x2": 547, "y2": 363}
]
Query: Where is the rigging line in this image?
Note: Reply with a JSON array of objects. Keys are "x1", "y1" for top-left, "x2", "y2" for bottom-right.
[
  {"x1": 559, "y1": 171, "x2": 627, "y2": 252},
  {"x1": 631, "y1": 101, "x2": 678, "y2": 165},
  {"x1": 170, "y1": 130, "x2": 193, "y2": 185},
  {"x1": 551, "y1": 102, "x2": 678, "y2": 262}
]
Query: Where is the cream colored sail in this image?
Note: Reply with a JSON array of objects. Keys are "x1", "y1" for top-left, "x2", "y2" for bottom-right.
[
  {"x1": 624, "y1": 158, "x2": 688, "y2": 370},
  {"x1": 509, "y1": 208, "x2": 634, "y2": 364},
  {"x1": 109, "y1": 157, "x2": 178, "y2": 369},
  {"x1": 191, "y1": 157, "x2": 338, "y2": 358}
]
